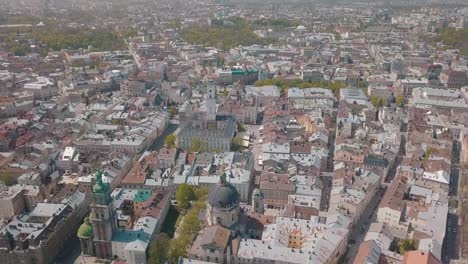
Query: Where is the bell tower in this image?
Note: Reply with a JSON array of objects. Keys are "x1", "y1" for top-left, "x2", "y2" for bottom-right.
[
  {"x1": 90, "y1": 171, "x2": 115, "y2": 260},
  {"x1": 252, "y1": 188, "x2": 264, "y2": 214},
  {"x1": 205, "y1": 85, "x2": 217, "y2": 122}
]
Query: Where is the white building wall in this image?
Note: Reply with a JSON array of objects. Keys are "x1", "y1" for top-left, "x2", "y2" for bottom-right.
[
  {"x1": 125, "y1": 248, "x2": 147, "y2": 264},
  {"x1": 377, "y1": 207, "x2": 401, "y2": 228}
]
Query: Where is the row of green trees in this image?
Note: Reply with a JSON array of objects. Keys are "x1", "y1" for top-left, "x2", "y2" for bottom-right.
[
  {"x1": 1, "y1": 26, "x2": 127, "y2": 57},
  {"x1": 254, "y1": 78, "x2": 347, "y2": 95},
  {"x1": 370, "y1": 95, "x2": 405, "y2": 107},
  {"x1": 252, "y1": 18, "x2": 301, "y2": 28},
  {"x1": 0, "y1": 15, "x2": 40, "y2": 25},
  {"x1": 0, "y1": 172, "x2": 15, "y2": 186},
  {"x1": 432, "y1": 28, "x2": 468, "y2": 56},
  {"x1": 164, "y1": 134, "x2": 244, "y2": 153},
  {"x1": 149, "y1": 184, "x2": 208, "y2": 264},
  {"x1": 32, "y1": 28, "x2": 126, "y2": 51},
  {"x1": 370, "y1": 95, "x2": 388, "y2": 108}
]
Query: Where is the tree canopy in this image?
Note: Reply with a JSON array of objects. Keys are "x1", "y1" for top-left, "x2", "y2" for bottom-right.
[
  {"x1": 398, "y1": 239, "x2": 416, "y2": 255},
  {"x1": 252, "y1": 18, "x2": 301, "y2": 28},
  {"x1": 370, "y1": 95, "x2": 387, "y2": 108},
  {"x1": 148, "y1": 233, "x2": 171, "y2": 264},
  {"x1": 395, "y1": 95, "x2": 405, "y2": 106},
  {"x1": 152, "y1": 187, "x2": 206, "y2": 263},
  {"x1": 169, "y1": 105, "x2": 178, "y2": 118},
  {"x1": 176, "y1": 184, "x2": 195, "y2": 211},
  {"x1": 434, "y1": 28, "x2": 468, "y2": 56},
  {"x1": 193, "y1": 186, "x2": 209, "y2": 201},
  {"x1": 168, "y1": 200, "x2": 205, "y2": 262},
  {"x1": 254, "y1": 78, "x2": 347, "y2": 95},
  {"x1": 164, "y1": 134, "x2": 176, "y2": 148},
  {"x1": 423, "y1": 148, "x2": 433, "y2": 161},
  {"x1": 231, "y1": 136, "x2": 243, "y2": 152},
  {"x1": 190, "y1": 138, "x2": 203, "y2": 152},
  {"x1": 33, "y1": 28, "x2": 126, "y2": 51},
  {"x1": 148, "y1": 186, "x2": 207, "y2": 264},
  {"x1": 181, "y1": 17, "x2": 275, "y2": 50},
  {"x1": 1, "y1": 26, "x2": 126, "y2": 57},
  {"x1": 238, "y1": 123, "x2": 246, "y2": 132},
  {"x1": 0, "y1": 172, "x2": 16, "y2": 186}
]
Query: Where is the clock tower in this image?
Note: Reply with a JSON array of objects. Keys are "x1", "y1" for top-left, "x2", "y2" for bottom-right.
[{"x1": 90, "y1": 171, "x2": 115, "y2": 260}]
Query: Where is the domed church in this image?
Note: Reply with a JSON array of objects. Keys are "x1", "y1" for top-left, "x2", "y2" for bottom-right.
[
  {"x1": 206, "y1": 174, "x2": 240, "y2": 228},
  {"x1": 77, "y1": 217, "x2": 94, "y2": 256}
]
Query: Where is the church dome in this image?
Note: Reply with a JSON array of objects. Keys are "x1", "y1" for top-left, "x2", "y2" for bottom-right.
[
  {"x1": 77, "y1": 218, "x2": 94, "y2": 239},
  {"x1": 208, "y1": 183, "x2": 240, "y2": 210},
  {"x1": 296, "y1": 25, "x2": 307, "y2": 30}
]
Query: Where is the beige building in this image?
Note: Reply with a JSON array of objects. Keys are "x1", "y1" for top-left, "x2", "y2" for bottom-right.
[
  {"x1": 259, "y1": 173, "x2": 295, "y2": 208},
  {"x1": 0, "y1": 186, "x2": 26, "y2": 219},
  {"x1": 235, "y1": 215, "x2": 350, "y2": 264},
  {"x1": 462, "y1": 133, "x2": 468, "y2": 168},
  {"x1": 377, "y1": 176, "x2": 406, "y2": 228},
  {"x1": 189, "y1": 225, "x2": 233, "y2": 263},
  {"x1": 440, "y1": 70, "x2": 467, "y2": 89},
  {"x1": 121, "y1": 79, "x2": 146, "y2": 97},
  {"x1": 23, "y1": 77, "x2": 57, "y2": 100}
]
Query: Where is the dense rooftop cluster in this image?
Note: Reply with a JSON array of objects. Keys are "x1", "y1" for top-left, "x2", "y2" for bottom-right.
[{"x1": 0, "y1": 1, "x2": 467, "y2": 264}]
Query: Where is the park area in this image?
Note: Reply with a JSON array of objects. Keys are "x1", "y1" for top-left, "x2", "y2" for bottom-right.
[{"x1": 149, "y1": 184, "x2": 208, "y2": 264}]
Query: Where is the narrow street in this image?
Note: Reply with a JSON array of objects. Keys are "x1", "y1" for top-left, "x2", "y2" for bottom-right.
[
  {"x1": 319, "y1": 130, "x2": 335, "y2": 211},
  {"x1": 442, "y1": 140, "x2": 461, "y2": 264},
  {"x1": 345, "y1": 186, "x2": 386, "y2": 263},
  {"x1": 149, "y1": 122, "x2": 179, "y2": 151},
  {"x1": 346, "y1": 132, "x2": 405, "y2": 262},
  {"x1": 384, "y1": 133, "x2": 406, "y2": 183},
  {"x1": 53, "y1": 236, "x2": 81, "y2": 264},
  {"x1": 245, "y1": 125, "x2": 262, "y2": 171}
]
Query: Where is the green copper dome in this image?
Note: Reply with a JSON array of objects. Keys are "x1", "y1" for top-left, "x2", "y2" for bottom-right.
[{"x1": 77, "y1": 218, "x2": 94, "y2": 239}]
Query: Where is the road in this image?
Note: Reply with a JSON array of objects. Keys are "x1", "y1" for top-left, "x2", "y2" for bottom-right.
[
  {"x1": 449, "y1": 141, "x2": 460, "y2": 197},
  {"x1": 345, "y1": 127, "x2": 406, "y2": 262},
  {"x1": 442, "y1": 140, "x2": 461, "y2": 264},
  {"x1": 53, "y1": 236, "x2": 81, "y2": 264},
  {"x1": 244, "y1": 125, "x2": 262, "y2": 171},
  {"x1": 319, "y1": 175, "x2": 332, "y2": 211},
  {"x1": 319, "y1": 130, "x2": 335, "y2": 211},
  {"x1": 345, "y1": 186, "x2": 387, "y2": 263},
  {"x1": 149, "y1": 122, "x2": 179, "y2": 151},
  {"x1": 326, "y1": 130, "x2": 335, "y2": 172},
  {"x1": 384, "y1": 133, "x2": 406, "y2": 183},
  {"x1": 444, "y1": 213, "x2": 460, "y2": 263}
]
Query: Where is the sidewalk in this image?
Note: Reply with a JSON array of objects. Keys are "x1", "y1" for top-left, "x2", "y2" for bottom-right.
[{"x1": 73, "y1": 256, "x2": 100, "y2": 264}]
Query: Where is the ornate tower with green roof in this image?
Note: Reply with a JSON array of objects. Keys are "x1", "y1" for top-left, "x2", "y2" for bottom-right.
[{"x1": 90, "y1": 170, "x2": 115, "y2": 260}]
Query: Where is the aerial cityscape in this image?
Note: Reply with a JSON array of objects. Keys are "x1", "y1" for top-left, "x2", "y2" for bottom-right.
[{"x1": 0, "y1": 0, "x2": 467, "y2": 264}]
